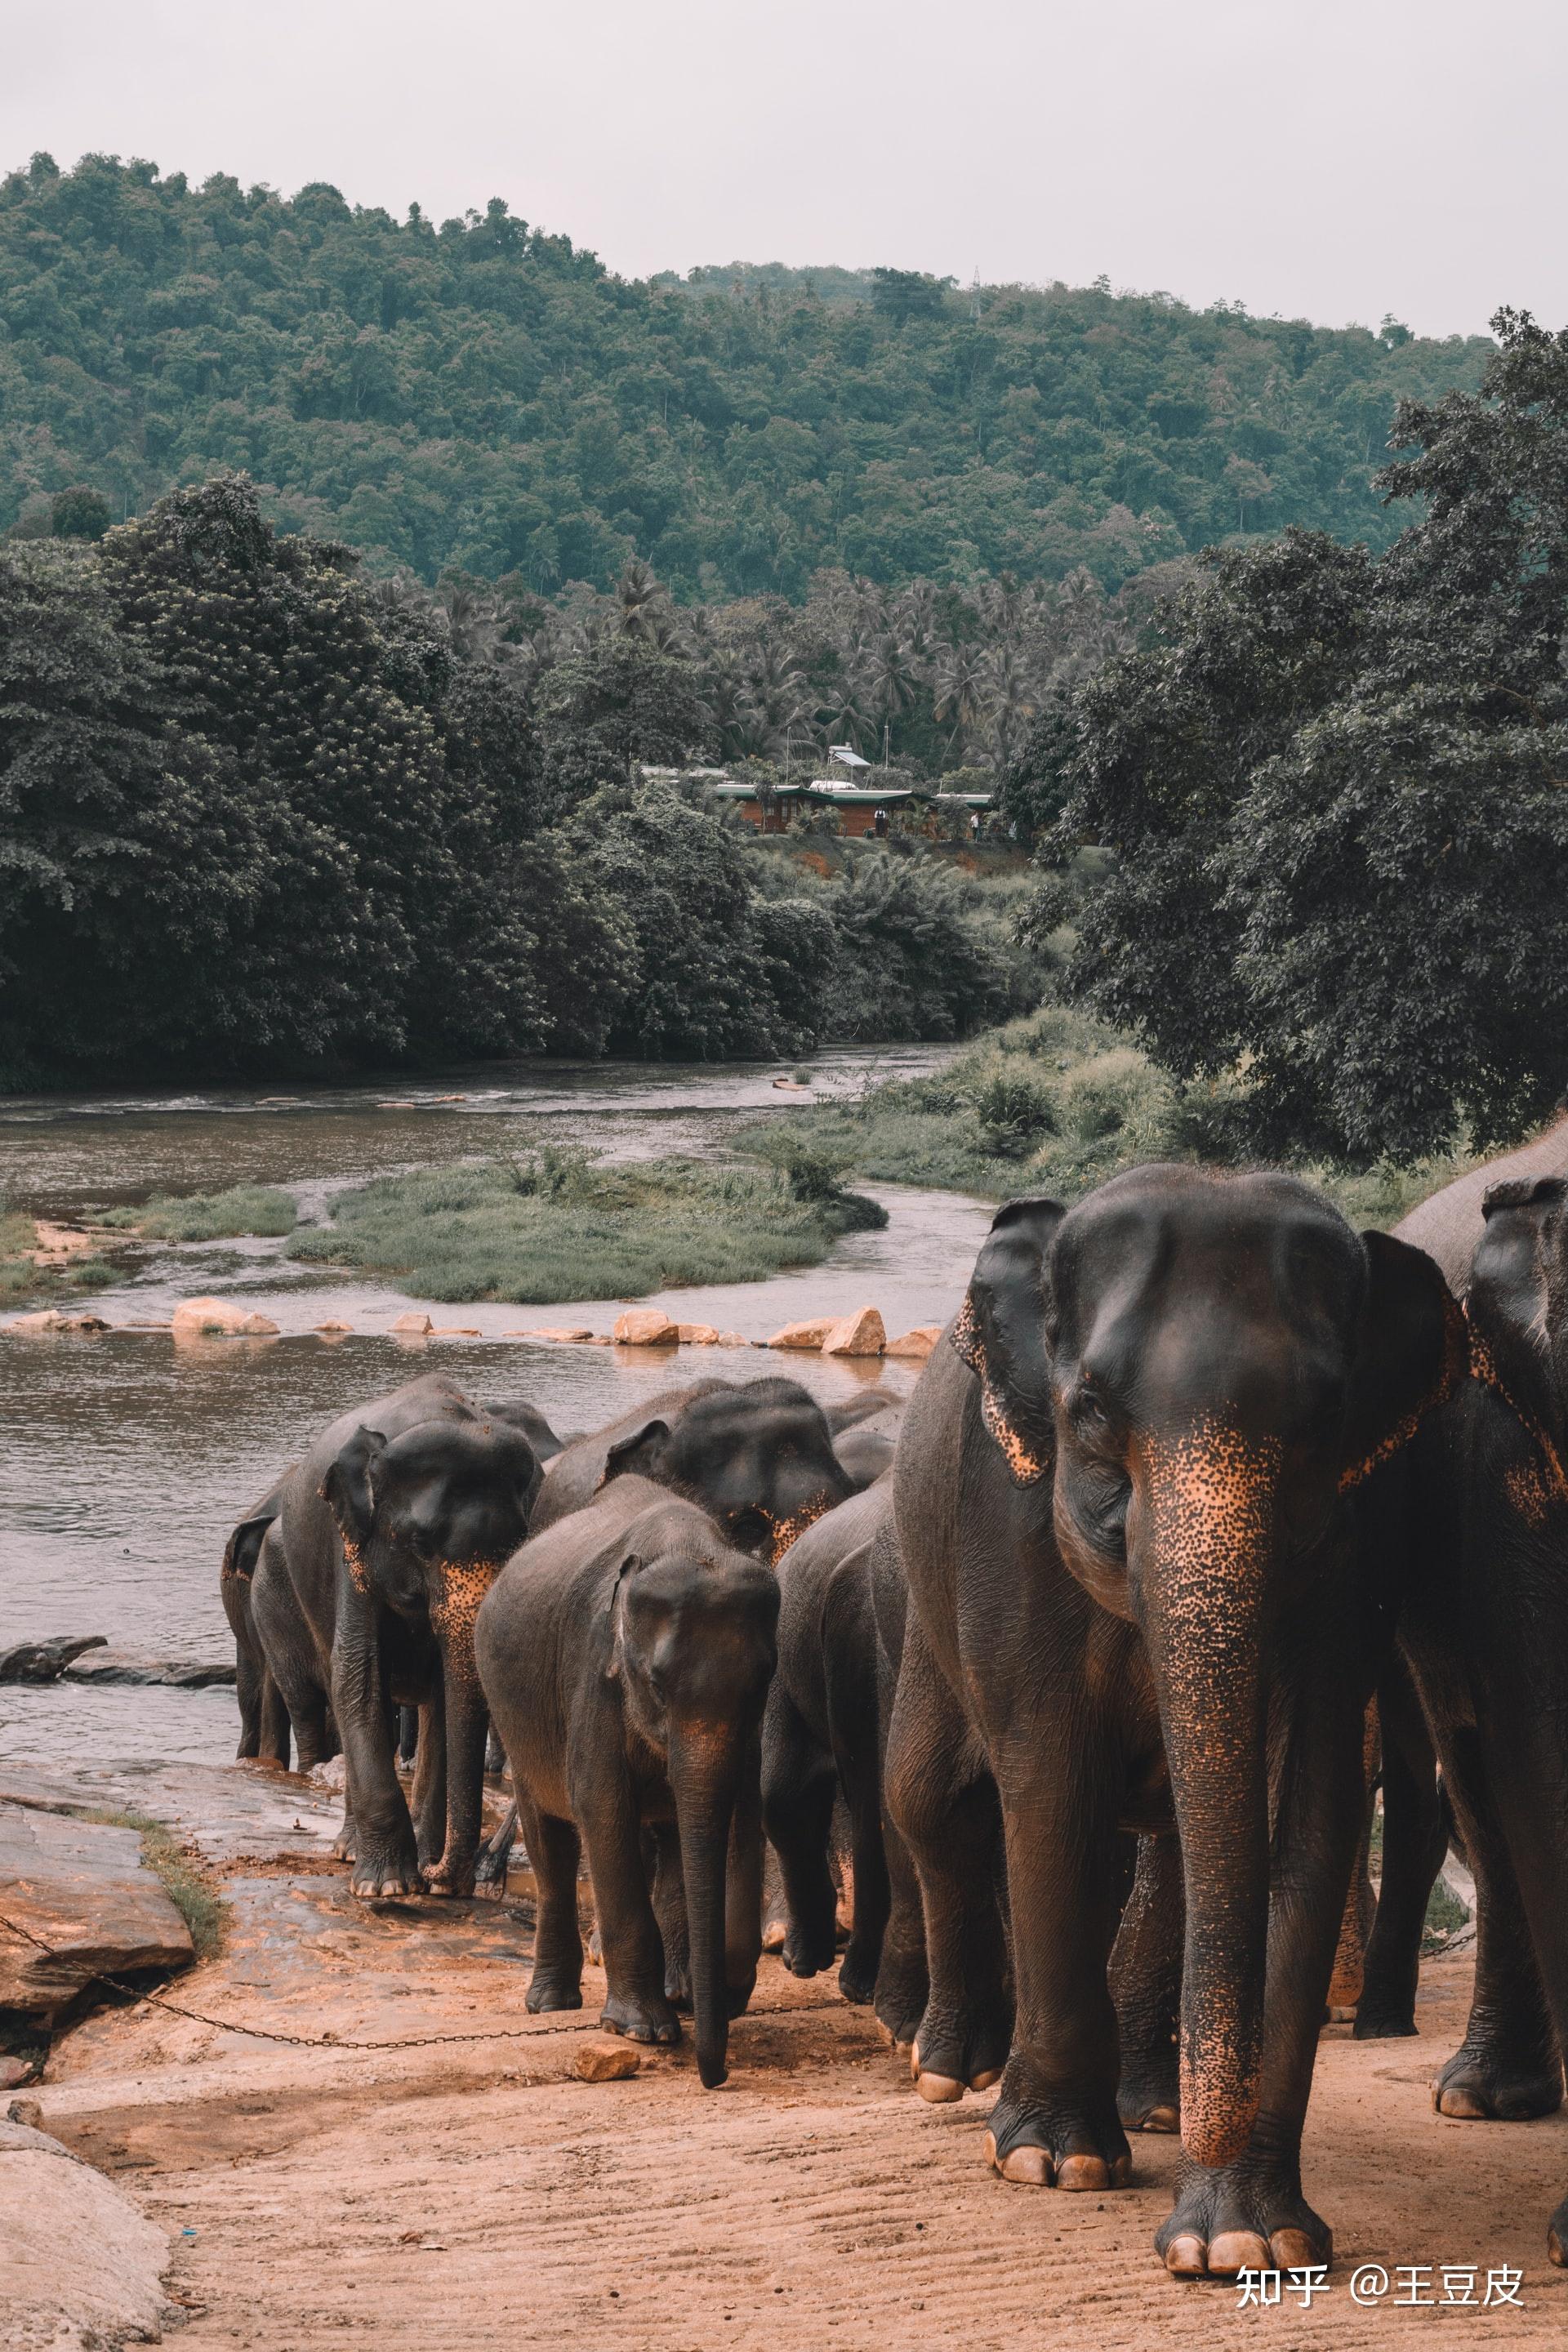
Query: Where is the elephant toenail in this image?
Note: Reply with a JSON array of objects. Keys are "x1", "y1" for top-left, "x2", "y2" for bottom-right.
[
  {"x1": 1138, "y1": 2104, "x2": 1180, "y2": 2133},
  {"x1": 1268, "y1": 2230, "x2": 1320, "y2": 2270},
  {"x1": 1164, "y1": 2234, "x2": 1207, "y2": 2277},
  {"x1": 1000, "y1": 2145, "x2": 1053, "y2": 2185},
  {"x1": 1055, "y1": 2154, "x2": 1109, "y2": 2192},
  {"x1": 969, "y1": 2067, "x2": 1002, "y2": 2091},
  {"x1": 915, "y1": 2071, "x2": 964, "y2": 2104},
  {"x1": 1207, "y1": 2231, "x2": 1271, "y2": 2277},
  {"x1": 1548, "y1": 2225, "x2": 1564, "y2": 2268}
]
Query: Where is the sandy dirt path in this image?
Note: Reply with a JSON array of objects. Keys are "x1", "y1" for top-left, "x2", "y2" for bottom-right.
[{"x1": 24, "y1": 1764, "x2": 1568, "y2": 2351}]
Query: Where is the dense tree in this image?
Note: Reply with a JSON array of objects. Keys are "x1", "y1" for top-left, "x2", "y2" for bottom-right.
[
  {"x1": 1043, "y1": 310, "x2": 1568, "y2": 1164},
  {"x1": 0, "y1": 154, "x2": 1490, "y2": 603}
]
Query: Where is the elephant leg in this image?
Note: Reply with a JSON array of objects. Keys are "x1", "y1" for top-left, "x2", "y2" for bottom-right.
[
  {"x1": 884, "y1": 1616, "x2": 1009, "y2": 2101},
  {"x1": 1157, "y1": 1649, "x2": 1364, "y2": 2278},
  {"x1": 832, "y1": 1733, "x2": 891, "y2": 2008},
  {"x1": 398, "y1": 1705, "x2": 419, "y2": 1768},
  {"x1": 1111, "y1": 1833, "x2": 1183, "y2": 2134},
  {"x1": 256, "y1": 1665, "x2": 292, "y2": 1769},
  {"x1": 724, "y1": 1748, "x2": 765, "y2": 2020},
  {"x1": 233, "y1": 1637, "x2": 265, "y2": 1761},
  {"x1": 873, "y1": 1811, "x2": 929, "y2": 2049},
  {"x1": 474, "y1": 1797, "x2": 519, "y2": 1900},
  {"x1": 524, "y1": 1807, "x2": 584, "y2": 2014},
  {"x1": 1432, "y1": 1722, "x2": 1562, "y2": 2121},
  {"x1": 648, "y1": 1822, "x2": 692, "y2": 2007},
  {"x1": 983, "y1": 1731, "x2": 1130, "y2": 2190},
  {"x1": 1357, "y1": 1668, "x2": 1447, "y2": 2038},
  {"x1": 760, "y1": 1695, "x2": 839, "y2": 1981},
  {"x1": 580, "y1": 1775, "x2": 679, "y2": 2048},
  {"x1": 1328, "y1": 1698, "x2": 1379, "y2": 2021},
  {"x1": 411, "y1": 1692, "x2": 447, "y2": 1870},
  {"x1": 332, "y1": 1598, "x2": 420, "y2": 1897}
]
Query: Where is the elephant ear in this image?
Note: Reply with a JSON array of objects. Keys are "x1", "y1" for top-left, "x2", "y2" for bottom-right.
[
  {"x1": 320, "y1": 1426, "x2": 389, "y2": 1544},
  {"x1": 1467, "y1": 1178, "x2": 1568, "y2": 1467},
  {"x1": 599, "y1": 1419, "x2": 672, "y2": 1489},
  {"x1": 949, "y1": 1196, "x2": 1067, "y2": 1487},
  {"x1": 604, "y1": 1545, "x2": 648, "y2": 1680},
  {"x1": 221, "y1": 1509, "x2": 278, "y2": 1584},
  {"x1": 1339, "y1": 1233, "x2": 1468, "y2": 1491}
]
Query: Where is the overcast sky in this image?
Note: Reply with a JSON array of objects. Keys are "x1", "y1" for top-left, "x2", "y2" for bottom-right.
[{"x1": 4, "y1": 0, "x2": 1562, "y2": 339}]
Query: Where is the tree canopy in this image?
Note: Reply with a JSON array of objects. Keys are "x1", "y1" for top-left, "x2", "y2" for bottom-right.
[
  {"x1": 1031, "y1": 310, "x2": 1568, "y2": 1165},
  {"x1": 2, "y1": 151, "x2": 1490, "y2": 599}
]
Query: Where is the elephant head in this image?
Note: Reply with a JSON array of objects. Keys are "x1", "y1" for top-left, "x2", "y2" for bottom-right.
[
  {"x1": 321, "y1": 1413, "x2": 540, "y2": 1888},
  {"x1": 954, "y1": 1166, "x2": 1463, "y2": 2167},
  {"x1": 600, "y1": 1379, "x2": 857, "y2": 1563},
  {"x1": 1468, "y1": 1176, "x2": 1568, "y2": 1503},
  {"x1": 607, "y1": 1502, "x2": 780, "y2": 2087}
]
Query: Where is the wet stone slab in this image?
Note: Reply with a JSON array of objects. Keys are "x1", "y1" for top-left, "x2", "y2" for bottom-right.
[{"x1": 0, "y1": 1795, "x2": 194, "y2": 2019}]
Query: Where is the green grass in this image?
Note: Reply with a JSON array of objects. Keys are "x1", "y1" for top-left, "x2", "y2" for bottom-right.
[
  {"x1": 100, "y1": 1183, "x2": 299, "y2": 1241},
  {"x1": 0, "y1": 1199, "x2": 122, "y2": 1307},
  {"x1": 743, "y1": 1004, "x2": 1483, "y2": 1229},
  {"x1": 287, "y1": 1147, "x2": 887, "y2": 1304},
  {"x1": 84, "y1": 1808, "x2": 226, "y2": 1962}
]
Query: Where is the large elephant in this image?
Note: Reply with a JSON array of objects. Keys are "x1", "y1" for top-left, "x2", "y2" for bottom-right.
[
  {"x1": 475, "y1": 1474, "x2": 779, "y2": 2088},
  {"x1": 1400, "y1": 1174, "x2": 1568, "y2": 2264},
  {"x1": 219, "y1": 1480, "x2": 292, "y2": 1765},
  {"x1": 275, "y1": 1373, "x2": 540, "y2": 1898},
  {"x1": 529, "y1": 1377, "x2": 864, "y2": 1560},
  {"x1": 887, "y1": 1166, "x2": 1463, "y2": 2278}
]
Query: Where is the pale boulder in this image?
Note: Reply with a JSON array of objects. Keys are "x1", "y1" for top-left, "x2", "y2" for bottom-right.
[
  {"x1": 716, "y1": 1331, "x2": 750, "y2": 1348},
  {"x1": 0, "y1": 2115, "x2": 175, "y2": 2351},
  {"x1": 613, "y1": 1308, "x2": 679, "y2": 1346},
  {"x1": 885, "y1": 1325, "x2": 941, "y2": 1361},
  {"x1": 767, "y1": 1316, "x2": 837, "y2": 1352},
  {"x1": 171, "y1": 1297, "x2": 279, "y2": 1339},
  {"x1": 391, "y1": 1311, "x2": 433, "y2": 1336},
  {"x1": 821, "y1": 1306, "x2": 886, "y2": 1357},
  {"x1": 677, "y1": 1323, "x2": 720, "y2": 1346}
]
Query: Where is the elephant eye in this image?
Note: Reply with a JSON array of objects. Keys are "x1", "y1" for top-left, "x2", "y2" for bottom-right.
[{"x1": 1069, "y1": 1379, "x2": 1111, "y2": 1432}]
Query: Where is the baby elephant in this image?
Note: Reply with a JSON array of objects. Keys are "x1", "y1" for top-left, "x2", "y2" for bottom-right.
[{"x1": 476, "y1": 1476, "x2": 779, "y2": 2087}]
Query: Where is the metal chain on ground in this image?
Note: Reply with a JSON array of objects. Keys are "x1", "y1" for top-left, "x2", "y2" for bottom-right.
[{"x1": 0, "y1": 1909, "x2": 863, "y2": 2055}]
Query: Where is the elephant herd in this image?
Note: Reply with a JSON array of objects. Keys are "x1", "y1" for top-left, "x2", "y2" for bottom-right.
[{"x1": 220, "y1": 1148, "x2": 1568, "y2": 2284}]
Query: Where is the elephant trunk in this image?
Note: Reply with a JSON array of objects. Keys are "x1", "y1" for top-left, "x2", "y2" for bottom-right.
[
  {"x1": 430, "y1": 1561, "x2": 501, "y2": 1893},
  {"x1": 671, "y1": 1730, "x2": 745, "y2": 2090},
  {"x1": 1138, "y1": 1422, "x2": 1278, "y2": 2170}
]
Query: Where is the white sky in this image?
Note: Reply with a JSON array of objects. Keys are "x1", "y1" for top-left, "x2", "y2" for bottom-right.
[{"x1": 3, "y1": 0, "x2": 1563, "y2": 339}]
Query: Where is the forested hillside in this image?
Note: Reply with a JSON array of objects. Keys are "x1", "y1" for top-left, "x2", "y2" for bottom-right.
[{"x1": 2, "y1": 151, "x2": 1490, "y2": 598}]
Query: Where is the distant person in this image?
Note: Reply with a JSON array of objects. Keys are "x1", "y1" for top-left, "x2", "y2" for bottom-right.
[{"x1": 874, "y1": 806, "x2": 888, "y2": 838}]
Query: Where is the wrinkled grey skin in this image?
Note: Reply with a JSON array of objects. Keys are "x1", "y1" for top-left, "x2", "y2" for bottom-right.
[
  {"x1": 761, "y1": 1481, "x2": 896, "y2": 2005},
  {"x1": 530, "y1": 1378, "x2": 866, "y2": 1558},
  {"x1": 1401, "y1": 1176, "x2": 1568, "y2": 2268},
  {"x1": 274, "y1": 1374, "x2": 539, "y2": 1900},
  {"x1": 475, "y1": 1476, "x2": 779, "y2": 2088}
]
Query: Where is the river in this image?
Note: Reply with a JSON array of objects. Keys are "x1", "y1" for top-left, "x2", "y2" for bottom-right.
[{"x1": 0, "y1": 1048, "x2": 992, "y2": 1768}]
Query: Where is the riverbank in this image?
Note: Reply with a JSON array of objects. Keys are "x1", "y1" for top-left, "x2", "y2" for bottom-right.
[
  {"x1": 11, "y1": 1757, "x2": 1563, "y2": 2352},
  {"x1": 749, "y1": 1005, "x2": 1479, "y2": 1227}
]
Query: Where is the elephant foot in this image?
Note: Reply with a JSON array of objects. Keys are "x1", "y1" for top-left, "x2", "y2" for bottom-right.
[
  {"x1": 525, "y1": 1970, "x2": 584, "y2": 2015},
  {"x1": 1433, "y1": 2041, "x2": 1564, "y2": 2120},
  {"x1": 985, "y1": 2079, "x2": 1132, "y2": 2189},
  {"x1": 872, "y1": 1945, "x2": 929, "y2": 2051},
  {"x1": 350, "y1": 1838, "x2": 422, "y2": 1899},
  {"x1": 1351, "y1": 2005, "x2": 1418, "y2": 2039},
  {"x1": 1117, "y1": 2064, "x2": 1181, "y2": 2135},
  {"x1": 837, "y1": 1938, "x2": 880, "y2": 2007},
  {"x1": 1156, "y1": 2154, "x2": 1330, "y2": 2280},
  {"x1": 664, "y1": 1962, "x2": 693, "y2": 2012},
  {"x1": 1549, "y1": 2195, "x2": 1568, "y2": 2266},
  {"x1": 421, "y1": 1854, "x2": 476, "y2": 1899},
  {"x1": 782, "y1": 1919, "x2": 839, "y2": 1981},
  {"x1": 602, "y1": 1989, "x2": 680, "y2": 2047},
  {"x1": 332, "y1": 1824, "x2": 356, "y2": 1864},
  {"x1": 910, "y1": 1995, "x2": 1011, "y2": 2103}
]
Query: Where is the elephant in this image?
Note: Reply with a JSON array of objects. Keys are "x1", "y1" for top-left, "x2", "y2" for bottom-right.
[
  {"x1": 274, "y1": 1373, "x2": 541, "y2": 1899},
  {"x1": 473, "y1": 1376, "x2": 864, "y2": 1896},
  {"x1": 834, "y1": 1422, "x2": 898, "y2": 1491},
  {"x1": 761, "y1": 1481, "x2": 897, "y2": 2004},
  {"x1": 219, "y1": 1481, "x2": 292, "y2": 1765},
  {"x1": 885, "y1": 1166, "x2": 1463, "y2": 2279},
  {"x1": 250, "y1": 1521, "x2": 339, "y2": 1772},
  {"x1": 1394, "y1": 1103, "x2": 1568, "y2": 1292},
  {"x1": 528, "y1": 1377, "x2": 866, "y2": 1561},
  {"x1": 474, "y1": 1474, "x2": 779, "y2": 2088},
  {"x1": 1399, "y1": 1174, "x2": 1568, "y2": 2264}
]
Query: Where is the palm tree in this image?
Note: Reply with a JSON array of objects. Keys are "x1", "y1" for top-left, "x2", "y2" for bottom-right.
[{"x1": 931, "y1": 638, "x2": 988, "y2": 757}]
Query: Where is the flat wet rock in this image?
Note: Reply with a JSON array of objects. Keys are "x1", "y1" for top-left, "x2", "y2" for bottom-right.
[
  {"x1": 63, "y1": 1648, "x2": 237, "y2": 1688},
  {"x1": 0, "y1": 1797, "x2": 194, "y2": 2020},
  {"x1": 0, "y1": 1633, "x2": 107, "y2": 1683},
  {"x1": 0, "y1": 2114, "x2": 176, "y2": 2350}
]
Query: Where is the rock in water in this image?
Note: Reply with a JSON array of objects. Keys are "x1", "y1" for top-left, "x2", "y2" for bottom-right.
[
  {"x1": 0, "y1": 1801, "x2": 194, "y2": 2020},
  {"x1": 0, "y1": 2114, "x2": 175, "y2": 2349},
  {"x1": 570, "y1": 2035, "x2": 642, "y2": 2082},
  {"x1": 0, "y1": 1635, "x2": 107, "y2": 1685},
  {"x1": 821, "y1": 1307, "x2": 886, "y2": 1357},
  {"x1": 171, "y1": 1296, "x2": 278, "y2": 1339},
  {"x1": 612, "y1": 1308, "x2": 679, "y2": 1346},
  {"x1": 766, "y1": 1316, "x2": 838, "y2": 1351},
  {"x1": 884, "y1": 1325, "x2": 940, "y2": 1360}
]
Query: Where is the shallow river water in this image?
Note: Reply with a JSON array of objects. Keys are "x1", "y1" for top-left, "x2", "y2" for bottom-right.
[{"x1": 0, "y1": 1047, "x2": 991, "y2": 1768}]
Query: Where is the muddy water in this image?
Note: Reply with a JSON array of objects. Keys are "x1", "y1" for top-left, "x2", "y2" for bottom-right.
[{"x1": 0, "y1": 1048, "x2": 991, "y2": 1767}]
